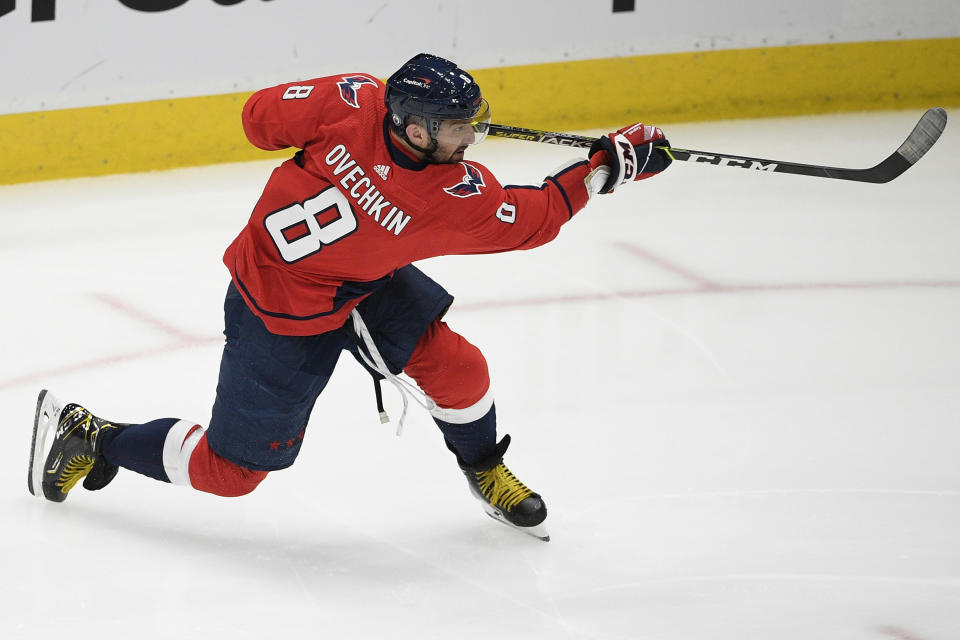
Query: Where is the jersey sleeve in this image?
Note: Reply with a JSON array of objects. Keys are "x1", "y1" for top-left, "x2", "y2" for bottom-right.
[
  {"x1": 445, "y1": 158, "x2": 595, "y2": 254},
  {"x1": 241, "y1": 73, "x2": 380, "y2": 151}
]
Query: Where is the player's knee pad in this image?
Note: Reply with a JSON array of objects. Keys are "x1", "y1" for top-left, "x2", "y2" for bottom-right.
[
  {"x1": 178, "y1": 428, "x2": 268, "y2": 497},
  {"x1": 404, "y1": 319, "x2": 490, "y2": 409}
]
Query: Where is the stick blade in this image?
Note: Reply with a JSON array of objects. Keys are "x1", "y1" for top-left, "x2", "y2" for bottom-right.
[
  {"x1": 850, "y1": 107, "x2": 948, "y2": 184},
  {"x1": 897, "y1": 107, "x2": 948, "y2": 166}
]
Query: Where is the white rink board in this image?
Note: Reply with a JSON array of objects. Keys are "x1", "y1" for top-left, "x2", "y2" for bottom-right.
[{"x1": 1, "y1": 0, "x2": 959, "y2": 114}]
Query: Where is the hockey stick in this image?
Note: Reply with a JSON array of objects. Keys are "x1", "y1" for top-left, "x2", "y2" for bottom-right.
[{"x1": 487, "y1": 107, "x2": 947, "y2": 184}]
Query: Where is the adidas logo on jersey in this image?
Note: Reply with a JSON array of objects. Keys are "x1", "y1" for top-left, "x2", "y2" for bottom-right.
[{"x1": 373, "y1": 164, "x2": 390, "y2": 180}]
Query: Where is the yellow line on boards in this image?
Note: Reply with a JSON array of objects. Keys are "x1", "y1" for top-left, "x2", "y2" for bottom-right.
[
  {"x1": 1, "y1": 38, "x2": 957, "y2": 185},
  {"x1": 473, "y1": 37, "x2": 960, "y2": 130}
]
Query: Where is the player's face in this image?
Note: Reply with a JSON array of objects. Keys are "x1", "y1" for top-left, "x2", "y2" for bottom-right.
[
  {"x1": 432, "y1": 100, "x2": 491, "y2": 164},
  {"x1": 432, "y1": 119, "x2": 476, "y2": 163}
]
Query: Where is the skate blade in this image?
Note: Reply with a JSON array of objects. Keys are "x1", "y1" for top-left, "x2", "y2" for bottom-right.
[
  {"x1": 480, "y1": 502, "x2": 550, "y2": 542},
  {"x1": 28, "y1": 389, "x2": 63, "y2": 498}
]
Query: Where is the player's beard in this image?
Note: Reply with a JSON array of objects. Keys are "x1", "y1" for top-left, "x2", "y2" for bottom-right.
[
  {"x1": 402, "y1": 132, "x2": 467, "y2": 165},
  {"x1": 431, "y1": 145, "x2": 468, "y2": 164}
]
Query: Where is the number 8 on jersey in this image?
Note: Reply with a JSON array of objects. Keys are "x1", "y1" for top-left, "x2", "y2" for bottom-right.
[{"x1": 264, "y1": 187, "x2": 358, "y2": 263}]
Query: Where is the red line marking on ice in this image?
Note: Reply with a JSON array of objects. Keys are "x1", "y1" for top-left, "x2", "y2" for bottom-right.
[
  {"x1": 876, "y1": 625, "x2": 929, "y2": 640},
  {"x1": 455, "y1": 279, "x2": 960, "y2": 312},
  {"x1": 613, "y1": 241, "x2": 722, "y2": 289},
  {"x1": 90, "y1": 292, "x2": 202, "y2": 342},
  {"x1": 0, "y1": 291, "x2": 220, "y2": 391},
  {"x1": 0, "y1": 341, "x2": 218, "y2": 391},
  {"x1": 4, "y1": 279, "x2": 960, "y2": 390}
]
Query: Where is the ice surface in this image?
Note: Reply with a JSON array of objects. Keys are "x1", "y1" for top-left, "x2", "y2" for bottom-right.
[{"x1": 1, "y1": 111, "x2": 958, "y2": 640}]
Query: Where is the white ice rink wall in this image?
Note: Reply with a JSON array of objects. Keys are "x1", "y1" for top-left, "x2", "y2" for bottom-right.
[{"x1": 1, "y1": 0, "x2": 958, "y2": 184}]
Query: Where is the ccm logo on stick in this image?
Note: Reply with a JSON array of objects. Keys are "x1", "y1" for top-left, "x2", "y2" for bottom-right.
[{"x1": 689, "y1": 153, "x2": 778, "y2": 171}]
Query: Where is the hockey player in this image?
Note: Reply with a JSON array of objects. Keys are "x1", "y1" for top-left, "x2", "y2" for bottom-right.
[{"x1": 27, "y1": 53, "x2": 671, "y2": 541}]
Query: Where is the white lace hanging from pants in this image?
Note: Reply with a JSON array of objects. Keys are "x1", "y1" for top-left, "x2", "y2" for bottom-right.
[{"x1": 349, "y1": 309, "x2": 437, "y2": 436}]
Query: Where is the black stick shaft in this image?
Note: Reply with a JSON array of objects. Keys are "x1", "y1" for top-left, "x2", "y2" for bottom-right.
[
  {"x1": 487, "y1": 124, "x2": 596, "y2": 148},
  {"x1": 487, "y1": 109, "x2": 946, "y2": 184}
]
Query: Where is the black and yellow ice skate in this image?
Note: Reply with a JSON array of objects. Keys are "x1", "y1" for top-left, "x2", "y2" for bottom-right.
[
  {"x1": 452, "y1": 435, "x2": 549, "y2": 541},
  {"x1": 28, "y1": 389, "x2": 124, "y2": 502}
]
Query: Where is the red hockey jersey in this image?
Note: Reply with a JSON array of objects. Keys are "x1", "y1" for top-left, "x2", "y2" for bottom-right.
[{"x1": 224, "y1": 73, "x2": 594, "y2": 335}]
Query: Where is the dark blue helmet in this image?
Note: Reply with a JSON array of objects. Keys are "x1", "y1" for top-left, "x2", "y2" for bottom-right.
[{"x1": 385, "y1": 53, "x2": 490, "y2": 144}]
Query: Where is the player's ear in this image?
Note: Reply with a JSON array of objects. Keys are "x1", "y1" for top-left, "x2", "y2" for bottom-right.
[{"x1": 405, "y1": 122, "x2": 429, "y2": 146}]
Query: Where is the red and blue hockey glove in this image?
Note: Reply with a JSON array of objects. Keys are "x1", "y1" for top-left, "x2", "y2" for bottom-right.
[{"x1": 588, "y1": 123, "x2": 672, "y2": 194}]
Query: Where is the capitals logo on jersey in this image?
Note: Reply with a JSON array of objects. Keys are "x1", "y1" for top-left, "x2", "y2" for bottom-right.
[
  {"x1": 337, "y1": 76, "x2": 377, "y2": 109},
  {"x1": 443, "y1": 162, "x2": 485, "y2": 198}
]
